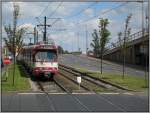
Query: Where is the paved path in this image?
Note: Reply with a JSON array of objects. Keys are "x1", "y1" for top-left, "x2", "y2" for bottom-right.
[
  {"x1": 2, "y1": 92, "x2": 148, "y2": 112},
  {"x1": 58, "y1": 54, "x2": 147, "y2": 78}
]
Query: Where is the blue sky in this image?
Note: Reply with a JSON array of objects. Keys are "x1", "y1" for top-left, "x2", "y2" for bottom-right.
[{"x1": 2, "y1": 1, "x2": 148, "y2": 53}]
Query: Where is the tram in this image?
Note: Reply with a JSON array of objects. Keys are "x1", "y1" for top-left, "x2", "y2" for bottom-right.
[{"x1": 18, "y1": 42, "x2": 58, "y2": 79}]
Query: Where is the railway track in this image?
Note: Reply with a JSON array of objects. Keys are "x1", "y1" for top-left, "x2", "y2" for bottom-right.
[
  {"x1": 54, "y1": 73, "x2": 90, "y2": 93},
  {"x1": 31, "y1": 69, "x2": 89, "y2": 93},
  {"x1": 59, "y1": 64, "x2": 129, "y2": 92},
  {"x1": 36, "y1": 73, "x2": 91, "y2": 111},
  {"x1": 36, "y1": 79, "x2": 66, "y2": 93},
  {"x1": 20, "y1": 63, "x2": 125, "y2": 112}
]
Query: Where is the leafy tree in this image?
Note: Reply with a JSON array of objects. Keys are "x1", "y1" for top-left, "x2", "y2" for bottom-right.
[
  {"x1": 90, "y1": 29, "x2": 100, "y2": 57},
  {"x1": 58, "y1": 46, "x2": 64, "y2": 54},
  {"x1": 64, "y1": 50, "x2": 69, "y2": 54},
  {"x1": 4, "y1": 27, "x2": 25, "y2": 57},
  {"x1": 122, "y1": 14, "x2": 132, "y2": 79},
  {"x1": 111, "y1": 42, "x2": 116, "y2": 48},
  {"x1": 3, "y1": 3, "x2": 26, "y2": 85},
  {"x1": 117, "y1": 32, "x2": 123, "y2": 47},
  {"x1": 99, "y1": 18, "x2": 111, "y2": 74},
  {"x1": 116, "y1": 14, "x2": 132, "y2": 79}
]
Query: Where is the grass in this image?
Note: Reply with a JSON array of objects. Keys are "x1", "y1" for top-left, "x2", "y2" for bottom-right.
[
  {"x1": 2, "y1": 64, "x2": 31, "y2": 92},
  {"x1": 77, "y1": 68, "x2": 148, "y2": 91}
]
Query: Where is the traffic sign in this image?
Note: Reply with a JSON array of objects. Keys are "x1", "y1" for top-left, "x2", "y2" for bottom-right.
[
  {"x1": 77, "y1": 76, "x2": 81, "y2": 84},
  {"x1": 77, "y1": 76, "x2": 81, "y2": 90}
]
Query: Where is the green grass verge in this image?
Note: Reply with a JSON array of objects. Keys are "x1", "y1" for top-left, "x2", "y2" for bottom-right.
[
  {"x1": 2, "y1": 64, "x2": 30, "y2": 92},
  {"x1": 77, "y1": 68, "x2": 148, "y2": 91}
]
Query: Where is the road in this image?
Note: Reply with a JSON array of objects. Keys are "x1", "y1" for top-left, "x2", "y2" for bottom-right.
[
  {"x1": 1, "y1": 54, "x2": 149, "y2": 112},
  {"x1": 58, "y1": 54, "x2": 147, "y2": 78},
  {"x1": 2, "y1": 92, "x2": 148, "y2": 112}
]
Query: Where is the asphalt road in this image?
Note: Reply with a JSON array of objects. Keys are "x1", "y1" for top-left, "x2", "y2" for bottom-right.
[
  {"x1": 2, "y1": 92, "x2": 149, "y2": 112},
  {"x1": 58, "y1": 54, "x2": 147, "y2": 78}
]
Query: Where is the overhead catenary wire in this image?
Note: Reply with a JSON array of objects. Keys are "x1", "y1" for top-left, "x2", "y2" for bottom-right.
[
  {"x1": 65, "y1": 2, "x2": 98, "y2": 19},
  {"x1": 33, "y1": 2, "x2": 52, "y2": 34},
  {"x1": 75, "y1": 2, "x2": 129, "y2": 26},
  {"x1": 38, "y1": 2, "x2": 52, "y2": 18},
  {"x1": 47, "y1": 1, "x2": 63, "y2": 18}
]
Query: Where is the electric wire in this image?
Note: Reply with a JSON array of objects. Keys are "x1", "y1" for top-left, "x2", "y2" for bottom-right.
[
  {"x1": 76, "y1": 2, "x2": 129, "y2": 26},
  {"x1": 38, "y1": 2, "x2": 52, "y2": 18},
  {"x1": 65, "y1": 2, "x2": 98, "y2": 19},
  {"x1": 47, "y1": 1, "x2": 63, "y2": 18}
]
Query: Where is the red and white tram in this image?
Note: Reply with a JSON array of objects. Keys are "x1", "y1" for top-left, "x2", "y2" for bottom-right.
[{"x1": 18, "y1": 43, "x2": 58, "y2": 79}]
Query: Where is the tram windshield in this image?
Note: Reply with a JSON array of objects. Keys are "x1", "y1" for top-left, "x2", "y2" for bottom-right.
[{"x1": 35, "y1": 50, "x2": 57, "y2": 62}]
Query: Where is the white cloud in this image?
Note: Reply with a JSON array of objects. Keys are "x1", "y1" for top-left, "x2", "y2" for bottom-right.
[
  {"x1": 83, "y1": 8, "x2": 94, "y2": 18},
  {"x1": 2, "y1": 2, "x2": 148, "y2": 52},
  {"x1": 18, "y1": 23, "x2": 34, "y2": 29}
]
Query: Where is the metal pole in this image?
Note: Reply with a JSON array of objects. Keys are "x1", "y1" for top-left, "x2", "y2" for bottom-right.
[
  {"x1": 85, "y1": 25, "x2": 88, "y2": 55},
  {"x1": 37, "y1": 31, "x2": 38, "y2": 43},
  {"x1": 34, "y1": 27, "x2": 36, "y2": 44},
  {"x1": 29, "y1": 38, "x2": 32, "y2": 44},
  {"x1": 77, "y1": 32, "x2": 79, "y2": 52},
  {"x1": 141, "y1": 1, "x2": 145, "y2": 84},
  {"x1": 44, "y1": 16, "x2": 46, "y2": 44}
]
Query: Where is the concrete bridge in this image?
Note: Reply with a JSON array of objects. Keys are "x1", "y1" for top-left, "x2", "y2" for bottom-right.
[{"x1": 104, "y1": 29, "x2": 149, "y2": 67}]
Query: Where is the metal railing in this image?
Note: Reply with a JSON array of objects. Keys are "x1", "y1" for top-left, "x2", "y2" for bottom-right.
[{"x1": 106, "y1": 29, "x2": 149, "y2": 50}]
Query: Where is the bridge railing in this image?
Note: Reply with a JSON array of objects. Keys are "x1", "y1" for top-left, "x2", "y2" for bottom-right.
[{"x1": 106, "y1": 29, "x2": 149, "y2": 51}]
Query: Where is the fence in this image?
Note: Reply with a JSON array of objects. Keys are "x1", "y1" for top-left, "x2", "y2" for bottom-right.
[{"x1": 106, "y1": 29, "x2": 149, "y2": 50}]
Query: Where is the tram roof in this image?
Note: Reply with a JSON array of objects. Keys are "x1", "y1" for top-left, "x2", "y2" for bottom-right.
[{"x1": 23, "y1": 43, "x2": 57, "y2": 50}]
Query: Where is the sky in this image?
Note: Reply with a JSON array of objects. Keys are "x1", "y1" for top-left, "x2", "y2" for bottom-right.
[{"x1": 2, "y1": 1, "x2": 149, "y2": 53}]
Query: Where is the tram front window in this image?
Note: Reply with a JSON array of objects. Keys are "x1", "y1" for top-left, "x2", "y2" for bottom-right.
[{"x1": 35, "y1": 51, "x2": 57, "y2": 62}]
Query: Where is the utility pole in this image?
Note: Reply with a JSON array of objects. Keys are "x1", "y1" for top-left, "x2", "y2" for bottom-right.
[
  {"x1": 85, "y1": 24, "x2": 88, "y2": 55},
  {"x1": 26, "y1": 27, "x2": 37, "y2": 44},
  {"x1": 34, "y1": 27, "x2": 36, "y2": 44},
  {"x1": 36, "y1": 31, "x2": 38, "y2": 43},
  {"x1": 29, "y1": 38, "x2": 32, "y2": 44},
  {"x1": 141, "y1": 1, "x2": 148, "y2": 86},
  {"x1": 37, "y1": 16, "x2": 51, "y2": 44},
  {"x1": 77, "y1": 32, "x2": 80, "y2": 52}
]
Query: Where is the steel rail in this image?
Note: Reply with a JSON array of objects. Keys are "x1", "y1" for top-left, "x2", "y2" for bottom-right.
[
  {"x1": 59, "y1": 66, "x2": 107, "y2": 88},
  {"x1": 59, "y1": 66, "x2": 125, "y2": 111},
  {"x1": 59, "y1": 64, "x2": 135, "y2": 91},
  {"x1": 18, "y1": 62, "x2": 90, "y2": 111},
  {"x1": 37, "y1": 74, "x2": 91, "y2": 111},
  {"x1": 53, "y1": 79, "x2": 70, "y2": 93},
  {"x1": 58, "y1": 72, "x2": 91, "y2": 91}
]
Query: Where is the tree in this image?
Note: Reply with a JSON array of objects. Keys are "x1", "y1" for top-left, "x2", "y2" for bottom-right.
[
  {"x1": 111, "y1": 42, "x2": 116, "y2": 48},
  {"x1": 99, "y1": 18, "x2": 111, "y2": 74},
  {"x1": 122, "y1": 14, "x2": 132, "y2": 79},
  {"x1": 4, "y1": 27, "x2": 25, "y2": 57},
  {"x1": 90, "y1": 29, "x2": 100, "y2": 58},
  {"x1": 116, "y1": 14, "x2": 132, "y2": 79},
  {"x1": 64, "y1": 50, "x2": 69, "y2": 54},
  {"x1": 118, "y1": 32, "x2": 123, "y2": 47},
  {"x1": 3, "y1": 3, "x2": 25, "y2": 85},
  {"x1": 58, "y1": 46, "x2": 64, "y2": 54}
]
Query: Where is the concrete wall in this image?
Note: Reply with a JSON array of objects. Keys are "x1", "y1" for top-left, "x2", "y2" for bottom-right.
[{"x1": 104, "y1": 36, "x2": 149, "y2": 67}]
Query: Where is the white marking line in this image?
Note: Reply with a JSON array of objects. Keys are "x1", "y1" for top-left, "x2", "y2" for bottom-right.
[
  {"x1": 48, "y1": 92, "x2": 68, "y2": 94},
  {"x1": 123, "y1": 92, "x2": 134, "y2": 95},
  {"x1": 18, "y1": 92, "x2": 134, "y2": 95},
  {"x1": 18, "y1": 92, "x2": 67, "y2": 95},
  {"x1": 72, "y1": 92, "x2": 95, "y2": 94},
  {"x1": 98, "y1": 92, "x2": 120, "y2": 95},
  {"x1": 18, "y1": 92, "x2": 44, "y2": 95}
]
